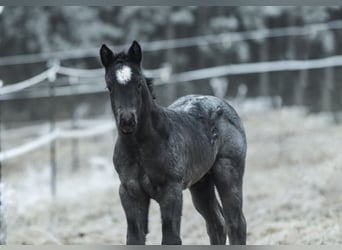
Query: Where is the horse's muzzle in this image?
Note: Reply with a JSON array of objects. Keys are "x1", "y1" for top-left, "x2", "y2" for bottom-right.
[{"x1": 118, "y1": 112, "x2": 137, "y2": 134}]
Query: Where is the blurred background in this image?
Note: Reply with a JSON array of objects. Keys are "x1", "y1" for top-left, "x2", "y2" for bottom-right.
[{"x1": 0, "y1": 6, "x2": 341, "y2": 244}]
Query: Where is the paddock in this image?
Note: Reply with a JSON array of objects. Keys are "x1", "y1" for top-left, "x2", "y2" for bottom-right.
[{"x1": 2, "y1": 103, "x2": 341, "y2": 244}]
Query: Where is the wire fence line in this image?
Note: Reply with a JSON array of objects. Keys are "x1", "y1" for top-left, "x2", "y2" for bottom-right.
[
  {"x1": 1, "y1": 19, "x2": 342, "y2": 66},
  {"x1": 0, "y1": 65, "x2": 165, "y2": 96},
  {"x1": 0, "y1": 65, "x2": 59, "y2": 95},
  {"x1": 166, "y1": 54, "x2": 342, "y2": 83},
  {"x1": 0, "y1": 121, "x2": 116, "y2": 162},
  {"x1": 2, "y1": 54, "x2": 342, "y2": 99},
  {"x1": 57, "y1": 65, "x2": 165, "y2": 79},
  {"x1": 57, "y1": 53, "x2": 342, "y2": 85}
]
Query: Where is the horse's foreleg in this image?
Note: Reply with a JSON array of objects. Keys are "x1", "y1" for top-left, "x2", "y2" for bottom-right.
[
  {"x1": 158, "y1": 182, "x2": 183, "y2": 245},
  {"x1": 119, "y1": 184, "x2": 150, "y2": 245},
  {"x1": 212, "y1": 157, "x2": 247, "y2": 245},
  {"x1": 190, "y1": 174, "x2": 227, "y2": 245}
]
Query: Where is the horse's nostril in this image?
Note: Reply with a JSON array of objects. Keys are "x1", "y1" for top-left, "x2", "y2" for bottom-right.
[{"x1": 119, "y1": 113, "x2": 136, "y2": 129}]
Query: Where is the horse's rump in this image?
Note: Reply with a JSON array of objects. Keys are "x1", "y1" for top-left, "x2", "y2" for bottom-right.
[{"x1": 170, "y1": 95, "x2": 245, "y2": 136}]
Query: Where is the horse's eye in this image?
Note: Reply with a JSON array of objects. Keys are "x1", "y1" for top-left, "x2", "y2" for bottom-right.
[{"x1": 137, "y1": 83, "x2": 142, "y2": 91}]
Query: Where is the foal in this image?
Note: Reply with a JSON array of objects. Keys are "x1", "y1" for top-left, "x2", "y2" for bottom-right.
[{"x1": 100, "y1": 41, "x2": 247, "y2": 245}]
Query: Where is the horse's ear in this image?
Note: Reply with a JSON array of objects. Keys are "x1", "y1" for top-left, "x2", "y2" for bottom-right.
[
  {"x1": 100, "y1": 44, "x2": 114, "y2": 67},
  {"x1": 128, "y1": 40, "x2": 142, "y2": 64}
]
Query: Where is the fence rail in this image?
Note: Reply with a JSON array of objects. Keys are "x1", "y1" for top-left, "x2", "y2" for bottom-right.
[
  {"x1": 0, "y1": 65, "x2": 165, "y2": 97},
  {"x1": 2, "y1": 54, "x2": 342, "y2": 99},
  {"x1": 0, "y1": 65, "x2": 59, "y2": 95},
  {"x1": 0, "y1": 121, "x2": 116, "y2": 162}
]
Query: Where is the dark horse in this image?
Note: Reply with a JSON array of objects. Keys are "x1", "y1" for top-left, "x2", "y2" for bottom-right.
[{"x1": 100, "y1": 41, "x2": 247, "y2": 245}]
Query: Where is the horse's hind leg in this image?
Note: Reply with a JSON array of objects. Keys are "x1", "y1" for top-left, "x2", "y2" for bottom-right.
[
  {"x1": 211, "y1": 157, "x2": 246, "y2": 245},
  {"x1": 190, "y1": 174, "x2": 227, "y2": 244}
]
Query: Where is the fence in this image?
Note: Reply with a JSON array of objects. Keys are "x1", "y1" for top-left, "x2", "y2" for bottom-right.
[
  {"x1": 1, "y1": 52, "x2": 342, "y2": 186},
  {"x1": 2, "y1": 54, "x2": 342, "y2": 97}
]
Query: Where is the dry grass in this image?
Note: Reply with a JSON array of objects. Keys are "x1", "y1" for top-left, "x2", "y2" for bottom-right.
[{"x1": 2, "y1": 105, "x2": 342, "y2": 244}]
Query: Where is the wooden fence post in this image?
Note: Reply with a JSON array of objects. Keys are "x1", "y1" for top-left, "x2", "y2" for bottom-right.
[
  {"x1": 70, "y1": 78, "x2": 80, "y2": 172},
  {"x1": 321, "y1": 30, "x2": 336, "y2": 114},
  {"x1": 321, "y1": 65, "x2": 334, "y2": 113},
  {"x1": 48, "y1": 60, "x2": 58, "y2": 197},
  {"x1": 295, "y1": 65, "x2": 308, "y2": 107}
]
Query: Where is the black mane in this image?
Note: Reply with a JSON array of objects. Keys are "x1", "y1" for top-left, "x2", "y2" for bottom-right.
[{"x1": 145, "y1": 77, "x2": 156, "y2": 100}]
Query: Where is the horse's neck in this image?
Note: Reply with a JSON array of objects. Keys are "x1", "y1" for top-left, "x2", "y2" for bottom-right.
[{"x1": 136, "y1": 96, "x2": 166, "y2": 143}]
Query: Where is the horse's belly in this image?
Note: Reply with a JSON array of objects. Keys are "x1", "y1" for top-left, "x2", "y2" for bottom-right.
[
  {"x1": 182, "y1": 142, "x2": 217, "y2": 189},
  {"x1": 183, "y1": 165, "x2": 212, "y2": 189}
]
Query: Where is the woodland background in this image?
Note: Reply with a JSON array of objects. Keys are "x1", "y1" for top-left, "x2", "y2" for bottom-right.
[{"x1": 2, "y1": 6, "x2": 342, "y2": 121}]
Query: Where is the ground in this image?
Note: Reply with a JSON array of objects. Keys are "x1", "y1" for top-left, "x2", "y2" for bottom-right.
[{"x1": 2, "y1": 100, "x2": 342, "y2": 244}]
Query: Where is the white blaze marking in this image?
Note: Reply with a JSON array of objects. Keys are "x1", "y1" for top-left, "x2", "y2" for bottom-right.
[{"x1": 116, "y1": 65, "x2": 132, "y2": 85}]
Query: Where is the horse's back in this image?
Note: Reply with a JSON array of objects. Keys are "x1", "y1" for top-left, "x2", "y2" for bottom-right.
[{"x1": 169, "y1": 95, "x2": 247, "y2": 160}]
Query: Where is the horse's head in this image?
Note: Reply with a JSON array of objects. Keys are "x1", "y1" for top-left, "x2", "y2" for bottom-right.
[{"x1": 100, "y1": 41, "x2": 152, "y2": 135}]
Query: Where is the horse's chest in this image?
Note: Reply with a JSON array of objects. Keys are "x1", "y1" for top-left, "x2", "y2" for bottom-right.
[
  {"x1": 137, "y1": 155, "x2": 169, "y2": 197},
  {"x1": 139, "y1": 157, "x2": 166, "y2": 182},
  {"x1": 138, "y1": 172, "x2": 162, "y2": 200}
]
